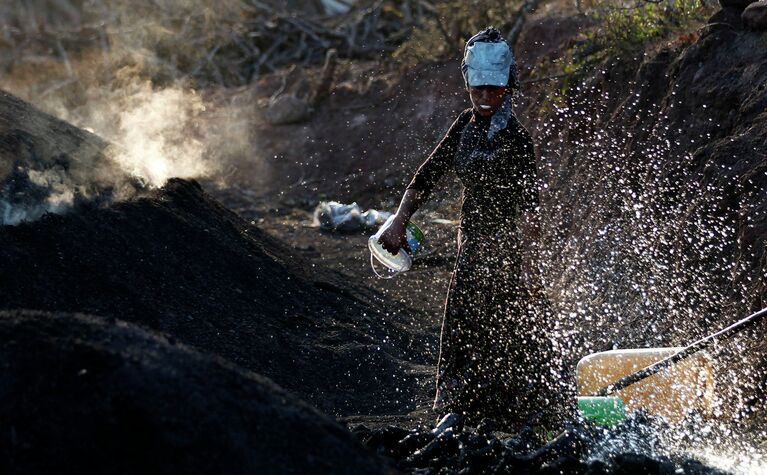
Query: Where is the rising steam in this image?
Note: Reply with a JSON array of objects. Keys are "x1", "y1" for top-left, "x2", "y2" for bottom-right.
[
  {"x1": 0, "y1": 83, "x2": 225, "y2": 225},
  {"x1": 106, "y1": 84, "x2": 213, "y2": 187}
]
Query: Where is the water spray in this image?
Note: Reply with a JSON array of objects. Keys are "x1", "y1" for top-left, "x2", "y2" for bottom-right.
[{"x1": 577, "y1": 306, "x2": 767, "y2": 426}]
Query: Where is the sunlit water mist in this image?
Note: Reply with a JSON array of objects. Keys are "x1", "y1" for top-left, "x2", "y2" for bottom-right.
[
  {"x1": 527, "y1": 85, "x2": 766, "y2": 470},
  {"x1": 539, "y1": 111, "x2": 732, "y2": 344},
  {"x1": 693, "y1": 447, "x2": 767, "y2": 475},
  {"x1": 576, "y1": 413, "x2": 767, "y2": 474},
  {"x1": 678, "y1": 427, "x2": 766, "y2": 475},
  {"x1": 535, "y1": 102, "x2": 739, "y2": 368}
]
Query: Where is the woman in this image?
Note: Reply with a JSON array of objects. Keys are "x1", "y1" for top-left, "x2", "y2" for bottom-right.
[{"x1": 379, "y1": 27, "x2": 557, "y2": 429}]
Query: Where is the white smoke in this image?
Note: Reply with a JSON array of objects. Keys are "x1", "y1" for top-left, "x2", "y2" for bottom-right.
[
  {"x1": 0, "y1": 83, "x2": 222, "y2": 225},
  {"x1": 104, "y1": 84, "x2": 213, "y2": 187}
]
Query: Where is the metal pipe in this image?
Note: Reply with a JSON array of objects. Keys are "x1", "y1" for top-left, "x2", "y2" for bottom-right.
[{"x1": 593, "y1": 306, "x2": 767, "y2": 397}]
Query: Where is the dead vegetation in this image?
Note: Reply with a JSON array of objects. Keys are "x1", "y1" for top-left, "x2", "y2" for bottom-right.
[{"x1": 1, "y1": 0, "x2": 458, "y2": 88}]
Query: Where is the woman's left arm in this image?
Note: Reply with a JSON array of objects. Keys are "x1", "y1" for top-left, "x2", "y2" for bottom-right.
[{"x1": 515, "y1": 124, "x2": 543, "y2": 289}]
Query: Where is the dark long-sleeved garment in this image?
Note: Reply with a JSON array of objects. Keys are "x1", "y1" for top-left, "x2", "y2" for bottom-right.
[
  {"x1": 407, "y1": 108, "x2": 538, "y2": 235},
  {"x1": 407, "y1": 106, "x2": 552, "y2": 426}
]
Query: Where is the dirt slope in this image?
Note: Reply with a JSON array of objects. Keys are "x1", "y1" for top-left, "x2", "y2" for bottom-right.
[
  {"x1": 225, "y1": 60, "x2": 468, "y2": 205},
  {"x1": 0, "y1": 309, "x2": 394, "y2": 475},
  {"x1": 523, "y1": 20, "x2": 767, "y2": 419}
]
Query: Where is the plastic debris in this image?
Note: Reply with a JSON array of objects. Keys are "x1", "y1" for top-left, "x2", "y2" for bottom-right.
[{"x1": 313, "y1": 201, "x2": 391, "y2": 232}]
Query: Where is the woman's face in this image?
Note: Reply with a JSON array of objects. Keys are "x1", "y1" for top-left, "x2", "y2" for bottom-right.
[{"x1": 468, "y1": 85, "x2": 508, "y2": 117}]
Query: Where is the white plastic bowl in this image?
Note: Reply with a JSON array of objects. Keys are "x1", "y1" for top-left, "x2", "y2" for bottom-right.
[{"x1": 368, "y1": 216, "x2": 423, "y2": 278}]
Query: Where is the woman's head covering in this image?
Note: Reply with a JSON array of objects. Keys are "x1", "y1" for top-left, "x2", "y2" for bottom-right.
[{"x1": 461, "y1": 27, "x2": 519, "y2": 90}]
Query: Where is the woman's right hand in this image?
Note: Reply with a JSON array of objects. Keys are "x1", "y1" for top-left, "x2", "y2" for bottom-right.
[{"x1": 377, "y1": 215, "x2": 409, "y2": 255}]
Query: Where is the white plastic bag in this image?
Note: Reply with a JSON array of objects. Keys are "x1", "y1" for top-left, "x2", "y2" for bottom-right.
[{"x1": 313, "y1": 201, "x2": 391, "y2": 232}]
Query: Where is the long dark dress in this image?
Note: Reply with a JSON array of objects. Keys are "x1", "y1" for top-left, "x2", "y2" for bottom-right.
[{"x1": 407, "y1": 103, "x2": 552, "y2": 427}]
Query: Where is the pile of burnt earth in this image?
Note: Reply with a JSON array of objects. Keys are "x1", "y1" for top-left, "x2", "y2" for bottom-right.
[
  {"x1": 0, "y1": 310, "x2": 393, "y2": 474},
  {"x1": 352, "y1": 415, "x2": 729, "y2": 474},
  {"x1": 0, "y1": 176, "x2": 430, "y2": 416}
]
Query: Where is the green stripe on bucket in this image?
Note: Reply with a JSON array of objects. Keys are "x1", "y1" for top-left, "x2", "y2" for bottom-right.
[{"x1": 577, "y1": 396, "x2": 627, "y2": 426}]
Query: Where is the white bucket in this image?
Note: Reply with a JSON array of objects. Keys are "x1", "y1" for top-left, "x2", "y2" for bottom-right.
[{"x1": 368, "y1": 216, "x2": 424, "y2": 279}]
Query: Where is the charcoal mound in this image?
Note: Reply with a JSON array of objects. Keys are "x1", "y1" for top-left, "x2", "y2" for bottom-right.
[
  {"x1": 0, "y1": 309, "x2": 393, "y2": 474},
  {"x1": 353, "y1": 417, "x2": 729, "y2": 475},
  {"x1": 0, "y1": 178, "x2": 427, "y2": 415},
  {"x1": 0, "y1": 90, "x2": 143, "y2": 225}
]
